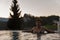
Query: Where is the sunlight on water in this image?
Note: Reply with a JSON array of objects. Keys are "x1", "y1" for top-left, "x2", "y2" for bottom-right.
[
  {"x1": 19, "y1": 31, "x2": 37, "y2": 40},
  {"x1": 0, "y1": 31, "x2": 60, "y2": 40}
]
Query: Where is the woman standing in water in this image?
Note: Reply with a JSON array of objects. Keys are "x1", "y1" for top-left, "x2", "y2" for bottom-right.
[{"x1": 32, "y1": 18, "x2": 44, "y2": 40}]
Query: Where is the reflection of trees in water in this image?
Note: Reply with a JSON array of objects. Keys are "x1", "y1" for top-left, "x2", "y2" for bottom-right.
[{"x1": 12, "y1": 31, "x2": 19, "y2": 40}]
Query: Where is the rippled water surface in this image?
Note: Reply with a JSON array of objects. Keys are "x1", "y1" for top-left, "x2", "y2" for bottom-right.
[{"x1": 0, "y1": 31, "x2": 60, "y2": 40}]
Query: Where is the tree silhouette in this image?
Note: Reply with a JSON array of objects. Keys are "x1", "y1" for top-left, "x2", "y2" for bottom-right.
[{"x1": 7, "y1": 0, "x2": 21, "y2": 30}]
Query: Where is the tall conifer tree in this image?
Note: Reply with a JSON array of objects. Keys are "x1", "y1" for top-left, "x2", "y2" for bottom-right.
[{"x1": 7, "y1": 0, "x2": 21, "y2": 30}]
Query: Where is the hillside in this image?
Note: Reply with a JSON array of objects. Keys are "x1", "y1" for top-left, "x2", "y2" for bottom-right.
[{"x1": 0, "y1": 18, "x2": 8, "y2": 30}]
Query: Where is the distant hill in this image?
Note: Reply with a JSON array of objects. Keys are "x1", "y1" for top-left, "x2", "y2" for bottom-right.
[
  {"x1": 0, "y1": 18, "x2": 8, "y2": 22},
  {"x1": 0, "y1": 18, "x2": 8, "y2": 30}
]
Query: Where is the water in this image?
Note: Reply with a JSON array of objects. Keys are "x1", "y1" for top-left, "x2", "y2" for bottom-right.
[{"x1": 0, "y1": 30, "x2": 60, "y2": 40}]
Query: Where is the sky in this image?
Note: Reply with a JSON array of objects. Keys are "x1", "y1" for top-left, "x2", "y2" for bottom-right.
[{"x1": 0, "y1": 0, "x2": 60, "y2": 18}]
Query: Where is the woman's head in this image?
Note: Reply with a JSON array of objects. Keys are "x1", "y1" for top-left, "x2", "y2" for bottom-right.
[{"x1": 36, "y1": 18, "x2": 41, "y2": 27}]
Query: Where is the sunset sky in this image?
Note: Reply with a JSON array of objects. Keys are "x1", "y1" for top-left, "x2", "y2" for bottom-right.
[{"x1": 0, "y1": 0, "x2": 60, "y2": 18}]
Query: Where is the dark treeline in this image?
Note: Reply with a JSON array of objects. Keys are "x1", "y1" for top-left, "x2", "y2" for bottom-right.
[
  {"x1": 7, "y1": 13, "x2": 59, "y2": 30},
  {"x1": 20, "y1": 14, "x2": 59, "y2": 30},
  {"x1": 40, "y1": 15, "x2": 59, "y2": 25}
]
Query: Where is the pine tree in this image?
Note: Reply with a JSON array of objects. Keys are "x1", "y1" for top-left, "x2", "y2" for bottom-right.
[{"x1": 7, "y1": 0, "x2": 21, "y2": 30}]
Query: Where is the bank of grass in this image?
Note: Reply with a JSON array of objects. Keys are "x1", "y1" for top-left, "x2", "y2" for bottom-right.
[{"x1": 45, "y1": 25, "x2": 57, "y2": 30}]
